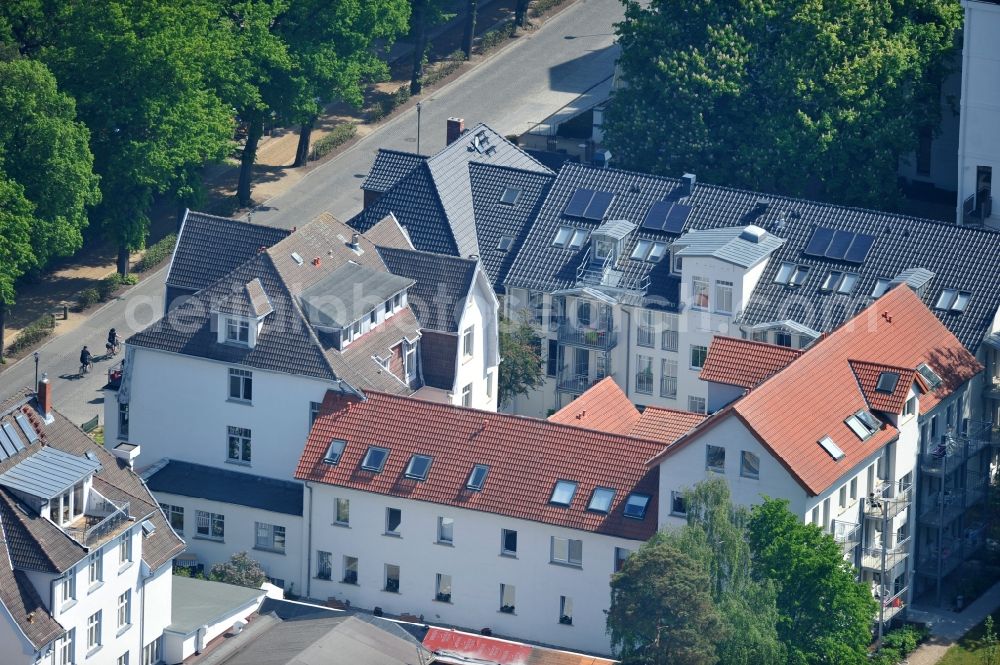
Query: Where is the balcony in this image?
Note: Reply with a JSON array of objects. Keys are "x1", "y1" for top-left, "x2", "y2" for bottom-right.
[
  {"x1": 557, "y1": 324, "x2": 618, "y2": 350},
  {"x1": 985, "y1": 376, "x2": 1000, "y2": 401},
  {"x1": 875, "y1": 586, "x2": 909, "y2": 624},
  {"x1": 556, "y1": 371, "x2": 611, "y2": 394},
  {"x1": 63, "y1": 489, "x2": 131, "y2": 547},
  {"x1": 963, "y1": 193, "x2": 993, "y2": 226},
  {"x1": 920, "y1": 423, "x2": 995, "y2": 475},
  {"x1": 660, "y1": 375, "x2": 678, "y2": 399},
  {"x1": 832, "y1": 520, "x2": 860, "y2": 557},
  {"x1": 917, "y1": 538, "x2": 963, "y2": 578},
  {"x1": 864, "y1": 480, "x2": 912, "y2": 521},
  {"x1": 861, "y1": 535, "x2": 911, "y2": 572}
]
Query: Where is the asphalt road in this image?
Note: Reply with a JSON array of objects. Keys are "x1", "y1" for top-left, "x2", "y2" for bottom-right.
[{"x1": 0, "y1": 0, "x2": 623, "y2": 424}]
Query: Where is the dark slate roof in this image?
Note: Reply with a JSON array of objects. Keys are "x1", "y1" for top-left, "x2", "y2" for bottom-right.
[
  {"x1": 301, "y1": 264, "x2": 413, "y2": 328},
  {"x1": 167, "y1": 211, "x2": 290, "y2": 293},
  {"x1": 377, "y1": 247, "x2": 477, "y2": 333},
  {"x1": 145, "y1": 460, "x2": 303, "y2": 516},
  {"x1": 524, "y1": 148, "x2": 581, "y2": 172},
  {"x1": 362, "y1": 149, "x2": 426, "y2": 194},
  {"x1": 505, "y1": 162, "x2": 1000, "y2": 351}
]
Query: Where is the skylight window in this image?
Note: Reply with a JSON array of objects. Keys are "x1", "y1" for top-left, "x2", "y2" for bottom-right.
[
  {"x1": 845, "y1": 410, "x2": 880, "y2": 440},
  {"x1": 467, "y1": 464, "x2": 489, "y2": 491},
  {"x1": 360, "y1": 446, "x2": 389, "y2": 472},
  {"x1": 405, "y1": 454, "x2": 433, "y2": 480},
  {"x1": 568, "y1": 229, "x2": 590, "y2": 250},
  {"x1": 629, "y1": 239, "x2": 668, "y2": 263},
  {"x1": 789, "y1": 265, "x2": 809, "y2": 286},
  {"x1": 775, "y1": 262, "x2": 795, "y2": 284},
  {"x1": 14, "y1": 414, "x2": 37, "y2": 443},
  {"x1": 323, "y1": 439, "x2": 347, "y2": 465},
  {"x1": 553, "y1": 226, "x2": 573, "y2": 247},
  {"x1": 818, "y1": 436, "x2": 845, "y2": 461},
  {"x1": 647, "y1": 242, "x2": 667, "y2": 262},
  {"x1": 497, "y1": 236, "x2": 514, "y2": 252},
  {"x1": 623, "y1": 493, "x2": 651, "y2": 520},
  {"x1": 500, "y1": 187, "x2": 521, "y2": 205},
  {"x1": 587, "y1": 487, "x2": 616, "y2": 513},
  {"x1": 936, "y1": 289, "x2": 971, "y2": 313},
  {"x1": 550, "y1": 480, "x2": 578, "y2": 506},
  {"x1": 872, "y1": 277, "x2": 892, "y2": 298},
  {"x1": 821, "y1": 271, "x2": 859, "y2": 294},
  {"x1": 775, "y1": 263, "x2": 808, "y2": 285},
  {"x1": 917, "y1": 362, "x2": 942, "y2": 389},
  {"x1": 875, "y1": 371, "x2": 899, "y2": 394},
  {"x1": 952, "y1": 291, "x2": 971, "y2": 312}
]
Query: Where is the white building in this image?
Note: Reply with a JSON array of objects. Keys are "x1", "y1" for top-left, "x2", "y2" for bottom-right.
[
  {"x1": 653, "y1": 285, "x2": 989, "y2": 621},
  {"x1": 294, "y1": 388, "x2": 668, "y2": 656},
  {"x1": 0, "y1": 381, "x2": 183, "y2": 665}
]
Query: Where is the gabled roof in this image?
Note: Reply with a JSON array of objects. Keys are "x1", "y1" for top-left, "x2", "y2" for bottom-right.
[
  {"x1": 424, "y1": 626, "x2": 616, "y2": 665},
  {"x1": 365, "y1": 214, "x2": 414, "y2": 250},
  {"x1": 144, "y1": 460, "x2": 303, "y2": 516},
  {"x1": 0, "y1": 446, "x2": 101, "y2": 500},
  {"x1": 296, "y1": 390, "x2": 666, "y2": 540},
  {"x1": 652, "y1": 286, "x2": 983, "y2": 495},
  {"x1": 0, "y1": 558, "x2": 64, "y2": 649},
  {"x1": 700, "y1": 337, "x2": 803, "y2": 390},
  {"x1": 167, "y1": 211, "x2": 290, "y2": 293},
  {"x1": 362, "y1": 148, "x2": 426, "y2": 194},
  {"x1": 848, "y1": 360, "x2": 923, "y2": 414},
  {"x1": 631, "y1": 408, "x2": 708, "y2": 446},
  {"x1": 377, "y1": 247, "x2": 478, "y2": 333}
]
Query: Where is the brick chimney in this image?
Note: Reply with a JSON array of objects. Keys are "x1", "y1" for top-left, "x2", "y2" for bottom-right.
[
  {"x1": 37, "y1": 373, "x2": 53, "y2": 422},
  {"x1": 446, "y1": 117, "x2": 465, "y2": 146}
]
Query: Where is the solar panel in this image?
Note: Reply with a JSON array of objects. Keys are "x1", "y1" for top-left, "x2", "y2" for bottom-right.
[
  {"x1": 583, "y1": 190, "x2": 615, "y2": 220},
  {"x1": 15, "y1": 414, "x2": 37, "y2": 444},
  {"x1": 824, "y1": 230, "x2": 855, "y2": 260},
  {"x1": 642, "y1": 201, "x2": 673, "y2": 230},
  {"x1": 0, "y1": 427, "x2": 14, "y2": 459},
  {"x1": 662, "y1": 204, "x2": 692, "y2": 233},
  {"x1": 804, "y1": 227, "x2": 835, "y2": 256},
  {"x1": 2, "y1": 423, "x2": 23, "y2": 451},
  {"x1": 563, "y1": 188, "x2": 594, "y2": 217},
  {"x1": 844, "y1": 233, "x2": 876, "y2": 263}
]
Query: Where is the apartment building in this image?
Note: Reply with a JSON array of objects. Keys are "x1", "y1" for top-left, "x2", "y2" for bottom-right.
[
  {"x1": 0, "y1": 382, "x2": 183, "y2": 665},
  {"x1": 654, "y1": 285, "x2": 987, "y2": 622},
  {"x1": 294, "y1": 389, "x2": 668, "y2": 655}
]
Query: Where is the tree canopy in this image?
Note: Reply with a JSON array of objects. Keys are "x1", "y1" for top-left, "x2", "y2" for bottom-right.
[
  {"x1": 209, "y1": 551, "x2": 268, "y2": 588},
  {"x1": 604, "y1": 0, "x2": 963, "y2": 208},
  {"x1": 498, "y1": 314, "x2": 544, "y2": 407}
]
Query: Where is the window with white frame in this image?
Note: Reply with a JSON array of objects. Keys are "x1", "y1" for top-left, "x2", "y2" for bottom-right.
[
  {"x1": 196, "y1": 510, "x2": 224, "y2": 541},
  {"x1": 317, "y1": 551, "x2": 332, "y2": 580},
  {"x1": 385, "y1": 507, "x2": 402, "y2": 535},
  {"x1": 142, "y1": 637, "x2": 162, "y2": 665},
  {"x1": 486, "y1": 370, "x2": 493, "y2": 399},
  {"x1": 500, "y1": 583, "x2": 516, "y2": 612},
  {"x1": 636, "y1": 354, "x2": 654, "y2": 394},
  {"x1": 118, "y1": 533, "x2": 132, "y2": 566},
  {"x1": 501, "y1": 528, "x2": 517, "y2": 556},
  {"x1": 692, "y1": 276, "x2": 710, "y2": 309},
  {"x1": 436, "y1": 573, "x2": 452, "y2": 601},
  {"x1": 437, "y1": 517, "x2": 454, "y2": 544},
  {"x1": 661, "y1": 358, "x2": 678, "y2": 398},
  {"x1": 688, "y1": 396, "x2": 707, "y2": 414},
  {"x1": 559, "y1": 595, "x2": 574, "y2": 625},
  {"x1": 670, "y1": 491, "x2": 687, "y2": 516},
  {"x1": 576, "y1": 300, "x2": 592, "y2": 327},
  {"x1": 551, "y1": 537, "x2": 583, "y2": 566},
  {"x1": 740, "y1": 451, "x2": 759, "y2": 479},
  {"x1": 88, "y1": 550, "x2": 103, "y2": 586},
  {"x1": 528, "y1": 291, "x2": 544, "y2": 325},
  {"x1": 117, "y1": 590, "x2": 131, "y2": 629},
  {"x1": 255, "y1": 522, "x2": 286, "y2": 552},
  {"x1": 850, "y1": 477, "x2": 858, "y2": 501},
  {"x1": 403, "y1": 341, "x2": 417, "y2": 381},
  {"x1": 706, "y1": 444, "x2": 726, "y2": 472},
  {"x1": 119, "y1": 653, "x2": 129, "y2": 665},
  {"x1": 715, "y1": 280, "x2": 734, "y2": 314},
  {"x1": 774, "y1": 331, "x2": 792, "y2": 347},
  {"x1": 118, "y1": 402, "x2": 129, "y2": 440},
  {"x1": 461, "y1": 383, "x2": 473, "y2": 407},
  {"x1": 661, "y1": 312, "x2": 679, "y2": 351},
  {"x1": 343, "y1": 556, "x2": 358, "y2": 584},
  {"x1": 160, "y1": 503, "x2": 184, "y2": 533},
  {"x1": 384, "y1": 564, "x2": 400, "y2": 592},
  {"x1": 228, "y1": 368, "x2": 252, "y2": 401},
  {"x1": 334, "y1": 498, "x2": 350, "y2": 525},
  {"x1": 690, "y1": 345, "x2": 708, "y2": 369},
  {"x1": 614, "y1": 547, "x2": 631, "y2": 572},
  {"x1": 903, "y1": 395, "x2": 917, "y2": 417},
  {"x1": 637, "y1": 310, "x2": 655, "y2": 347},
  {"x1": 57, "y1": 630, "x2": 74, "y2": 665},
  {"x1": 227, "y1": 425, "x2": 251, "y2": 464},
  {"x1": 309, "y1": 401, "x2": 322, "y2": 426},
  {"x1": 839, "y1": 485, "x2": 848, "y2": 509},
  {"x1": 60, "y1": 572, "x2": 76, "y2": 607},
  {"x1": 87, "y1": 610, "x2": 101, "y2": 651},
  {"x1": 462, "y1": 326, "x2": 474, "y2": 357},
  {"x1": 225, "y1": 317, "x2": 250, "y2": 344}
]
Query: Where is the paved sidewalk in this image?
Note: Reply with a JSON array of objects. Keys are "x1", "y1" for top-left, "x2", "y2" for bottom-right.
[{"x1": 904, "y1": 580, "x2": 1000, "y2": 664}]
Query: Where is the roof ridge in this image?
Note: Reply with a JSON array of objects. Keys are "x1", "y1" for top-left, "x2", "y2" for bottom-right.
[
  {"x1": 467, "y1": 160, "x2": 559, "y2": 180},
  {"x1": 378, "y1": 245, "x2": 479, "y2": 265},
  {"x1": 375, "y1": 148, "x2": 427, "y2": 159},
  {"x1": 431, "y1": 123, "x2": 554, "y2": 175},
  {"x1": 187, "y1": 209, "x2": 289, "y2": 234},
  {"x1": 713, "y1": 336, "x2": 804, "y2": 355}
]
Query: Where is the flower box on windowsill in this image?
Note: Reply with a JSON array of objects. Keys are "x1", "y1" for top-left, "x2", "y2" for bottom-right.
[
  {"x1": 385, "y1": 579, "x2": 400, "y2": 593},
  {"x1": 342, "y1": 572, "x2": 358, "y2": 585},
  {"x1": 435, "y1": 592, "x2": 452, "y2": 603},
  {"x1": 559, "y1": 615, "x2": 573, "y2": 625},
  {"x1": 499, "y1": 605, "x2": 515, "y2": 614}
]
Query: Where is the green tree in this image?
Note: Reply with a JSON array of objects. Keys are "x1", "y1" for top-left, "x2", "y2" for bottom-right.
[
  {"x1": 604, "y1": 0, "x2": 962, "y2": 208},
  {"x1": 408, "y1": 0, "x2": 453, "y2": 95},
  {"x1": 748, "y1": 499, "x2": 877, "y2": 665},
  {"x1": 209, "y1": 551, "x2": 268, "y2": 588},
  {"x1": 497, "y1": 314, "x2": 544, "y2": 407},
  {"x1": 0, "y1": 176, "x2": 34, "y2": 356},
  {"x1": 608, "y1": 532, "x2": 723, "y2": 665}
]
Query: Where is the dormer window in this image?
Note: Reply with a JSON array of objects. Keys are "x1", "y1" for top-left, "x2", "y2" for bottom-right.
[
  {"x1": 225, "y1": 318, "x2": 250, "y2": 344},
  {"x1": 594, "y1": 238, "x2": 615, "y2": 261}
]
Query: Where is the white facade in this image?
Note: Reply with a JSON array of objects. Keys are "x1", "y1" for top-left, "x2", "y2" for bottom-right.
[
  {"x1": 303, "y1": 483, "x2": 641, "y2": 656},
  {"x1": 443, "y1": 268, "x2": 501, "y2": 411}
]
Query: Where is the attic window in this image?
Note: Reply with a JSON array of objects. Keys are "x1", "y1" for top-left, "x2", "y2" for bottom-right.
[
  {"x1": 500, "y1": 187, "x2": 521, "y2": 205},
  {"x1": 141, "y1": 519, "x2": 156, "y2": 536},
  {"x1": 14, "y1": 414, "x2": 37, "y2": 443},
  {"x1": 845, "y1": 410, "x2": 880, "y2": 440},
  {"x1": 550, "y1": 480, "x2": 578, "y2": 506},
  {"x1": 587, "y1": 487, "x2": 616, "y2": 513},
  {"x1": 820, "y1": 271, "x2": 859, "y2": 295},
  {"x1": 360, "y1": 446, "x2": 389, "y2": 472},
  {"x1": 871, "y1": 277, "x2": 892, "y2": 298},
  {"x1": 323, "y1": 439, "x2": 347, "y2": 465},
  {"x1": 405, "y1": 454, "x2": 433, "y2": 481},
  {"x1": 875, "y1": 371, "x2": 899, "y2": 394},
  {"x1": 935, "y1": 289, "x2": 971, "y2": 313},
  {"x1": 623, "y1": 493, "x2": 651, "y2": 520},
  {"x1": 568, "y1": 229, "x2": 589, "y2": 250},
  {"x1": 917, "y1": 362, "x2": 942, "y2": 389},
  {"x1": 553, "y1": 226, "x2": 573, "y2": 248},
  {"x1": 775, "y1": 262, "x2": 809, "y2": 285},
  {"x1": 467, "y1": 464, "x2": 489, "y2": 491},
  {"x1": 818, "y1": 436, "x2": 845, "y2": 461},
  {"x1": 497, "y1": 236, "x2": 514, "y2": 252},
  {"x1": 630, "y1": 239, "x2": 667, "y2": 262}
]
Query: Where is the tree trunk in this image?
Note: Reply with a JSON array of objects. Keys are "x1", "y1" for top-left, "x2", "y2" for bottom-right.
[
  {"x1": 238, "y1": 114, "x2": 264, "y2": 208},
  {"x1": 0, "y1": 299, "x2": 6, "y2": 361},
  {"x1": 462, "y1": 0, "x2": 478, "y2": 59},
  {"x1": 514, "y1": 0, "x2": 529, "y2": 27},
  {"x1": 117, "y1": 243, "x2": 130, "y2": 277},
  {"x1": 176, "y1": 201, "x2": 187, "y2": 232},
  {"x1": 294, "y1": 118, "x2": 315, "y2": 168},
  {"x1": 410, "y1": 0, "x2": 428, "y2": 95}
]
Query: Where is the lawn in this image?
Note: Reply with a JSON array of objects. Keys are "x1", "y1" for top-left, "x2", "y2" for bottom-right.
[{"x1": 938, "y1": 611, "x2": 1000, "y2": 665}]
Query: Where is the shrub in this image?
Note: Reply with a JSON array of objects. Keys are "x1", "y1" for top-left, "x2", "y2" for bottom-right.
[
  {"x1": 392, "y1": 84, "x2": 411, "y2": 108},
  {"x1": 134, "y1": 233, "x2": 177, "y2": 273},
  {"x1": 881, "y1": 624, "x2": 928, "y2": 655},
  {"x1": 530, "y1": 0, "x2": 568, "y2": 18},
  {"x1": 479, "y1": 21, "x2": 515, "y2": 53},
  {"x1": 367, "y1": 100, "x2": 389, "y2": 123},
  {"x1": 421, "y1": 51, "x2": 465, "y2": 88},
  {"x1": 210, "y1": 552, "x2": 267, "y2": 588},
  {"x1": 76, "y1": 288, "x2": 101, "y2": 310},
  {"x1": 311, "y1": 122, "x2": 357, "y2": 159},
  {"x1": 5, "y1": 314, "x2": 56, "y2": 355},
  {"x1": 97, "y1": 274, "x2": 123, "y2": 301}
]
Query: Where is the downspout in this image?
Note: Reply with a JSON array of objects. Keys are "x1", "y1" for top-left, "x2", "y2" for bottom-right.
[
  {"x1": 956, "y1": 3, "x2": 973, "y2": 225},
  {"x1": 622, "y1": 307, "x2": 631, "y2": 394},
  {"x1": 139, "y1": 567, "x2": 146, "y2": 664},
  {"x1": 305, "y1": 481, "x2": 314, "y2": 600}
]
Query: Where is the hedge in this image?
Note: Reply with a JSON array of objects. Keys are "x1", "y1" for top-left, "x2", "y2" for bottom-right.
[
  {"x1": 479, "y1": 22, "x2": 515, "y2": 53},
  {"x1": 311, "y1": 122, "x2": 358, "y2": 160},
  {"x1": 6, "y1": 314, "x2": 56, "y2": 356},
  {"x1": 530, "y1": 0, "x2": 568, "y2": 18},
  {"x1": 134, "y1": 233, "x2": 177, "y2": 273}
]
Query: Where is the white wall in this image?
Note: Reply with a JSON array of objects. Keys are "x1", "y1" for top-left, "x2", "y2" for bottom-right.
[
  {"x1": 305, "y1": 483, "x2": 643, "y2": 655},
  {"x1": 454, "y1": 270, "x2": 499, "y2": 412},
  {"x1": 163, "y1": 594, "x2": 263, "y2": 665},
  {"x1": 141, "y1": 562, "x2": 174, "y2": 658},
  {"x1": 0, "y1": 605, "x2": 36, "y2": 664}
]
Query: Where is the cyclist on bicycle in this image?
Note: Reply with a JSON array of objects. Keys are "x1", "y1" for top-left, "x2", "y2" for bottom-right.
[
  {"x1": 106, "y1": 328, "x2": 120, "y2": 355},
  {"x1": 80, "y1": 346, "x2": 93, "y2": 372}
]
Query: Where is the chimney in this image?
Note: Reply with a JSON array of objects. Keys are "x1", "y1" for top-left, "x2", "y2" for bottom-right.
[
  {"x1": 351, "y1": 232, "x2": 360, "y2": 249},
  {"x1": 446, "y1": 117, "x2": 465, "y2": 145},
  {"x1": 682, "y1": 173, "x2": 696, "y2": 197},
  {"x1": 37, "y1": 373, "x2": 53, "y2": 423}
]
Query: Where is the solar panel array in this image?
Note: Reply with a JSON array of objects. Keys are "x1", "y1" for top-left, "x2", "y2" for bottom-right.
[
  {"x1": 803, "y1": 227, "x2": 876, "y2": 263},
  {"x1": 562, "y1": 188, "x2": 615, "y2": 221},
  {"x1": 641, "y1": 201, "x2": 691, "y2": 234},
  {"x1": 0, "y1": 421, "x2": 26, "y2": 461}
]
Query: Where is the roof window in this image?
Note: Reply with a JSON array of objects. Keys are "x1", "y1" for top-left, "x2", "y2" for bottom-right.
[
  {"x1": 845, "y1": 410, "x2": 880, "y2": 440},
  {"x1": 404, "y1": 454, "x2": 433, "y2": 481},
  {"x1": 550, "y1": 480, "x2": 578, "y2": 506},
  {"x1": 553, "y1": 226, "x2": 591, "y2": 249},
  {"x1": 500, "y1": 187, "x2": 521, "y2": 205},
  {"x1": 917, "y1": 362, "x2": 942, "y2": 389},
  {"x1": 323, "y1": 439, "x2": 347, "y2": 465},
  {"x1": 14, "y1": 414, "x2": 37, "y2": 444},
  {"x1": 466, "y1": 464, "x2": 489, "y2": 491},
  {"x1": 623, "y1": 493, "x2": 651, "y2": 520},
  {"x1": 587, "y1": 487, "x2": 616, "y2": 513},
  {"x1": 871, "y1": 277, "x2": 892, "y2": 298},
  {"x1": 497, "y1": 236, "x2": 514, "y2": 252},
  {"x1": 875, "y1": 371, "x2": 900, "y2": 394},
  {"x1": 775, "y1": 262, "x2": 809, "y2": 286},
  {"x1": 291, "y1": 252, "x2": 304, "y2": 266},
  {"x1": 818, "y1": 436, "x2": 845, "y2": 460},
  {"x1": 630, "y1": 239, "x2": 667, "y2": 263},
  {"x1": 820, "y1": 271, "x2": 859, "y2": 294},
  {"x1": 360, "y1": 446, "x2": 389, "y2": 472},
  {"x1": 935, "y1": 288, "x2": 971, "y2": 313}
]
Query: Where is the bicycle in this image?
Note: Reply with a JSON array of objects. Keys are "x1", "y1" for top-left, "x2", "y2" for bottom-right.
[
  {"x1": 79, "y1": 361, "x2": 92, "y2": 375},
  {"x1": 106, "y1": 339, "x2": 121, "y2": 356}
]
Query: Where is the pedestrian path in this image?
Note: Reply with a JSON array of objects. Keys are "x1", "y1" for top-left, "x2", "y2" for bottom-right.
[{"x1": 904, "y1": 580, "x2": 1000, "y2": 664}]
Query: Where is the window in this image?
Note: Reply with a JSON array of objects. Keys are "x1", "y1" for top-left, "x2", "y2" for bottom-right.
[
  {"x1": 227, "y1": 425, "x2": 251, "y2": 464},
  {"x1": 774, "y1": 331, "x2": 792, "y2": 347},
  {"x1": 467, "y1": 464, "x2": 489, "y2": 490},
  {"x1": 385, "y1": 299, "x2": 393, "y2": 315},
  {"x1": 317, "y1": 551, "x2": 332, "y2": 580},
  {"x1": 57, "y1": 630, "x2": 74, "y2": 665},
  {"x1": 117, "y1": 590, "x2": 131, "y2": 629},
  {"x1": 500, "y1": 584, "x2": 516, "y2": 613},
  {"x1": 384, "y1": 564, "x2": 400, "y2": 592},
  {"x1": 437, "y1": 517, "x2": 454, "y2": 544},
  {"x1": 595, "y1": 237, "x2": 616, "y2": 260},
  {"x1": 715, "y1": 280, "x2": 733, "y2": 314},
  {"x1": 661, "y1": 358, "x2": 678, "y2": 398},
  {"x1": 160, "y1": 504, "x2": 184, "y2": 533},
  {"x1": 818, "y1": 435, "x2": 845, "y2": 460},
  {"x1": 225, "y1": 317, "x2": 250, "y2": 344},
  {"x1": 462, "y1": 326, "x2": 474, "y2": 357},
  {"x1": 546, "y1": 339, "x2": 559, "y2": 377},
  {"x1": 811, "y1": 506, "x2": 820, "y2": 525},
  {"x1": 636, "y1": 354, "x2": 654, "y2": 394},
  {"x1": 461, "y1": 383, "x2": 473, "y2": 407},
  {"x1": 902, "y1": 395, "x2": 916, "y2": 417},
  {"x1": 405, "y1": 454, "x2": 433, "y2": 480},
  {"x1": 672, "y1": 251, "x2": 683, "y2": 274},
  {"x1": 403, "y1": 341, "x2": 417, "y2": 381},
  {"x1": 118, "y1": 402, "x2": 129, "y2": 440},
  {"x1": 334, "y1": 498, "x2": 350, "y2": 525},
  {"x1": 228, "y1": 368, "x2": 252, "y2": 401},
  {"x1": 876, "y1": 371, "x2": 899, "y2": 393},
  {"x1": 486, "y1": 370, "x2": 493, "y2": 399},
  {"x1": 255, "y1": 522, "x2": 286, "y2": 552},
  {"x1": 690, "y1": 345, "x2": 708, "y2": 369},
  {"x1": 550, "y1": 480, "x2": 578, "y2": 506},
  {"x1": 385, "y1": 507, "x2": 402, "y2": 535},
  {"x1": 776, "y1": 263, "x2": 809, "y2": 285},
  {"x1": 118, "y1": 533, "x2": 132, "y2": 566},
  {"x1": 752, "y1": 329, "x2": 767, "y2": 342},
  {"x1": 872, "y1": 277, "x2": 892, "y2": 298},
  {"x1": 850, "y1": 477, "x2": 858, "y2": 500},
  {"x1": 501, "y1": 528, "x2": 518, "y2": 555},
  {"x1": 624, "y1": 493, "x2": 651, "y2": 519},
  {"x1": 839, "y1": 485, "x2": 847, "y2": 509},
  {"x1": 845, "y1": 410, "x2": 879, "y2": 440},
  {"x1": 324, "y1": 439, "x2": 346, "y2": 465},
  {"x1": 822, "y1": 498, "x2": 831, "y2": 531},
  {"x1": 688, "y1": 396, "x2": 707, "y2": 414},
  {"x1": 559, "y1": 596, "x2": 574, "y2": 625},
  {"x1": 588, "y1": 487, "x2": 615, "y2": 513},
  {"x1": 917, "y1": 362, "x2": 942, "y2": 389},
  {"x1": 343, "y1": 556, "x2": 358, "y2": 584},
  {"x1": 60, "y1": 572, "x2": 76, "y2": 607},
  {"x1": 88, "y1": 550, "x2": 103, "y2": 586},
  {"x1": 196, "y1": 510, "x2": 224, "y2": 541},
  {"x1": 614, "y1": 547, "x2": 631, "y2": 572},
  {"x1": 670, "y1": 491, "x2": 687, "y2": 516},
  {"x1": 637, "y1": 310, "x2": 655, "y2": 347},
  {"x1": 569, "y1": 229, "x2": 589, "y2": 250},
  {"x1": 740, "y1": 451, "x2": 759, "y2": 479},
  {"x1": 692, "y1": 276, "x2": 710, "y2": 309},
  {"x1": 576, "y1": 300, "x2": 591, "y2": 327},
  {"x1": 661, "y1": 313, "x2": 679, "y2": 351},
  {"x1": 935, "y1": 289, "x2": 959, "y2": 311},
  {"x1": 361, "y1": 446, "x2": 389, "y2": 472},
  {"x1": 310, "y1": 400, "x2": 322, "y2": 426},
  {"x1": 435, "y1": 573, "x2": 452, "y2": 602},
  {"x1": 497, "y1": 236, "x2": 514, "y2": 251},
  {"x1": 87, "y1": 611, "x2": 101, "y2": 651},
  {"x1": 552, "y1": 226, "x2": 573, "y2": 247},
  {"x1": 706, "y1": 444, "x2": 726, "y2": 472}
]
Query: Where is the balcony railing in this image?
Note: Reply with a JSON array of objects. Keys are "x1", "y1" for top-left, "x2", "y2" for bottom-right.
[
  {"x1": 660, "y1": 375, "x2": 678, "y2": 399},
  {"x1": 864, "y1": 480, "x2": 912, "y2": 521},
  {"x1": 861, "y1": 535, "x2": 911, "y2": 572},
  {"x1": 875, "y1": 586, "x2": 909, "y2": 624},
  {"x1": 661, "y1": 329, "x2": 679, "y2": 352},
  {"x1": 64, "y1": 489, "x2": 131, "y2": 547},
  {"x1": 557, "y1": 324, "x2": 618, "y2": 350},
  {"x1": 964, "y1": 193, "x2": 993, "y2": 225},
  {"x1": 556, "y1": 371, "x2": 611, "y2": 394},
  {"x1": 985, "y1": 377, "x2": 1000, "y2": 401},
  {"x1": 636, "y1": 371, "x2": 653, "y2": 395},
  {"x1": 832, "y1": 520, "x2": 860, "y2": 556},
  {"x1": 637, "y1": 326, "x2": 656, "y2": 348},
  {"x1": 84, "y1": 501, "x2": 130, "y2": 546},
  {"x1": 920, "y1": 423, "x2": 995, "y2": 474}
]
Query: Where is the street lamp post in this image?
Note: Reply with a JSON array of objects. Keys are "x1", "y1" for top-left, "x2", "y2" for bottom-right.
[
  {"x1": 416, "y1": 102, "x2": 423, "y2": 155},
  {"x1": 33, "y1": 352, "x2": 39, "y2": 391}
]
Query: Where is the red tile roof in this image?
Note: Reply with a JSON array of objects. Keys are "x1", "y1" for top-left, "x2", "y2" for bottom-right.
[
  {"x1": 848, "y1": 360, "x2": 922, "y2": 414},
  {"x1": 699, "y1": 337, "x2": 803, "y2": 389},
  {"x1": 631, "y1": 408, "x2": 707, "y2": 445},
  {"x1": 296, "y1": 391, "x2": 667, "y2": 540},
  {"x1": 652, "y1": 286, "x2": 982, "y2": 495},
  {"x1": 424, "y1": 627, "x2": 616, "y2": 665}
]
